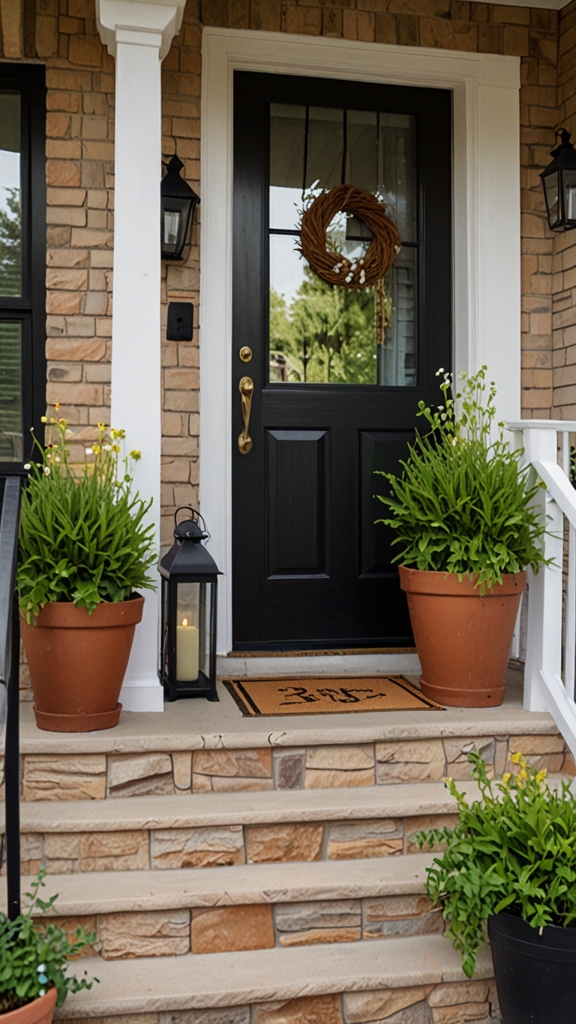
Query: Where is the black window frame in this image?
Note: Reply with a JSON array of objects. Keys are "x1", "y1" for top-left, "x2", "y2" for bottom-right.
[{"x1": 0, "y1": 63, "x2": 46, "y2": 476}]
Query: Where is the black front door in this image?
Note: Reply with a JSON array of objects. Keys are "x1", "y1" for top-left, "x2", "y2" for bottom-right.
[{"x1": 232, "y1": 71, "x2": 451, "y2": 651}]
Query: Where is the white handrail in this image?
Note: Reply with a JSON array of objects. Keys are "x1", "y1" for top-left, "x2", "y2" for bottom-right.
[{"x1": 510, "y1": 422, "x2": 576, "y2": 758}]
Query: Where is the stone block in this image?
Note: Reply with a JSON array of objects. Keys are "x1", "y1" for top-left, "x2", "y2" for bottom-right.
[
  {"x1": 245, "y1": 824, "x2": 323, "y2": 863},
  {"x1": 428, "y1": 984, "x2": 489, "y2": 1008},
  {"x1": 151, "y1": 826, "x2": 244, "y2": 869},
  {"x1": 442, "y1": 738, "x2": 494, "y2": 780},
  {"x1": 172, "y1": 752, "x2": 192, "y2": 792},
  {"x1": 48, "y1": 915, "x2": 97, "y2": 957},
  {"x1": 66, "y1": 1018, "x2": 157, "y2": 1024},
  {"x1": 405, "y1": 815, "x2": 459, "y2": 854},
  {"x1": 363, "y1": 909, "x2": 443, "y2": 939},
  {"x1": 22, "y1": 755, "x2": 106, "y2": 801},
  {"x1": 305, "y1": 746, "x2": 374, "y2": 770},
  {"x1": 253, "y1": 995, "x2": 342, "y2": 1024},
  {"x1": 376, "y1": 740, "x2": 445, "y2": 784},
  {"x1": 279, "y1": 927, "x2": 361, "y2": 947},
  {"x1": 192, "y1": 749, "x2": 271, "y2": 779},
  {"x1": 78, "y1": 831, "x2": 150, "y2": 872},
  {"x1": 196, "y1": 776, "x2": 275, "y2": 793},
  {"x1": 274, "y1": 751, "x2": 305, "y2": 790},
  {"x1": 276, "y1": 900, "x2": 361, "y2": 933},
  {"x1": 510, "y1": 734, "x2": 564, "y2": 754},
  {"x1": 98, "y1": 910, "x2": 190, "y2": 960},
  {"x1": 107, "y1": 754, "x2": 174, "y2": 798},
  {"x1": 327, "y1": 820, "x2": 403, "y2": 860},
  {"x1": 159, "y1": 1011, "x2": 250, "y2": 1024},
  {"x1": 430, "y1": 1005, "x2": 491, "y2": 1023},
  {"x1": 191, "y1": 905, "x2": 274, "y2": 953},
  {"x1": 305, "y1": 768, "x2": 375, "y2": 789},
  {"x1": 344, "y1": 988, "x2": 433, "y2": 1022},
  {"x1": 46, "y1": 268, "x2": 88, "y2": 291},
  {"x1": 383, "y1": 1004, "x2": 433, "y2": 1024}
]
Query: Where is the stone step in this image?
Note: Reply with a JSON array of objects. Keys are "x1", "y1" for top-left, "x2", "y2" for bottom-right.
[
  {"x1": 3, "y1": 854, "x2": 445, "y2": 960},
  {"x1": 52, "y1": 935, "x2": 497, "y2": 1022},
  {"x1": 7, "y1": 781, "x2": 477, "y2": 875},
  {"x1": 16, "y1": 682, "x2": 570, "y2": 801}
]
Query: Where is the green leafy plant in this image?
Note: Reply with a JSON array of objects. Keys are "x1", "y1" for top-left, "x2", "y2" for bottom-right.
[
  {"x1": 18, "y1": 410, "x2": 156, "y2": 623},
  {"x1": 0, "y1": 869, "x2": 97, "y2": 1013},
  {"x1": 375, "y1": 366, "x2": 547, "y2": 589},
  {"x1": 417, "y1": 752, "x2": 576, "y2": 979}
]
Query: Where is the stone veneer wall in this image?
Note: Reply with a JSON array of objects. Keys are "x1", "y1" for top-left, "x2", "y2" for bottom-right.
[
  {"x1": 552, "y1": 0, "x2": 576, "y2": 417},
  {"x1": 0, "y1": 0, "x2": 570, "y2": 545},
  {"x1": 48, "y1": 984, "x2": 504, "y2": 1024}
]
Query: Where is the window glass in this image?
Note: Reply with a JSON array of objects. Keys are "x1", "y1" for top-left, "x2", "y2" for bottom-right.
[
  {"x1": 269, "y1": 103, "x2": 417, "y2": 386},
  {"x1": 0, "y1": 93, "x2": 21, "y2": 297},
  {"x1": 0, "y1": 320, "x2": 22, "y2": 460}
]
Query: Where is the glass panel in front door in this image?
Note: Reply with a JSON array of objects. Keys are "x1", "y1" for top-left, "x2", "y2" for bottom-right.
[{"x1": 269, "y1": 103, "x2": 417, "y2": 386}]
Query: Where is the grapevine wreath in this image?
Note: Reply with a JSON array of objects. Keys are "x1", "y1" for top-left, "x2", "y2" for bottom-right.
[{"x1": 298, "y1": 184, "x2": 402, "y2": 290}]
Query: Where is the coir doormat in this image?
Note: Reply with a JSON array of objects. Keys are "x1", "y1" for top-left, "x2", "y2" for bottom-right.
[{"x1": 222, "y1": 675, "x2": 444, "y2": 717}]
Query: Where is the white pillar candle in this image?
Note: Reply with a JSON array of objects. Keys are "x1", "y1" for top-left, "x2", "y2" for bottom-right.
[{"x1": 176, "y1": 619, "x2": 199, "y2": 681}]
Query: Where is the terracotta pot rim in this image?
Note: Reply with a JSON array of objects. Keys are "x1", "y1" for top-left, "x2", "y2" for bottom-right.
[
  {"x1": 0, "y1": 986, "x2": 57, "y2": 1022},
  {"x1": 399, "y1": 565, "x2": 527, "y2": 597},
  {"x1": 21, "y1": 595, "x2": 145, "y2": 629}
]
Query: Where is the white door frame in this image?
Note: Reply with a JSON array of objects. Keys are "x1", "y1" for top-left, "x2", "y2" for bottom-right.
[{"x1": 200, "y1": 26, "x2": 521, "y2": 656}]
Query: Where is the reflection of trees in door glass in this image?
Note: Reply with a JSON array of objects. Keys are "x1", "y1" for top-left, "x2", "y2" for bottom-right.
[
  {"x1": 0, "y1": 93, "x2": 21, "y2": 297},
  {"x1": 269, "y1": 101, "x2": 417, "y2": 386}
]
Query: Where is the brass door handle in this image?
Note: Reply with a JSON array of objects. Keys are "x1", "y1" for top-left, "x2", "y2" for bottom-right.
[{"x1": 238, "y1": 376, "x2": 254, "y2": 454}]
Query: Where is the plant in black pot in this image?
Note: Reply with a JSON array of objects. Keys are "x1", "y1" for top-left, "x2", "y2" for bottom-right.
[{"x1": 417, "y1": 751, "x2": 576, "y2": 1024}]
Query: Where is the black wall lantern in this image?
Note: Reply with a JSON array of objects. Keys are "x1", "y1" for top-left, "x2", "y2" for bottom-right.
[
  {"x1": 159, "y1": 508, "x2": 221, "y2": 702},
  {"x1": 541, "y1": 129, "x2": 576, "y2": 233},
  {"x1": 161, "y1": 155, "x2": 200, "y2": 260}
]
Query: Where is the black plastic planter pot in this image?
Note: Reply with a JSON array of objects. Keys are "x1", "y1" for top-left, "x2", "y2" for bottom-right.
[{"x1": 488, "y1": 913, "x2": 576, "y2": 1024}]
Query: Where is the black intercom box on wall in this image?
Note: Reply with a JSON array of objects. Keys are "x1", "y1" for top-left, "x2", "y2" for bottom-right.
[{"x1": 167, "y1": 302, "x2": 194, "y2": 341}]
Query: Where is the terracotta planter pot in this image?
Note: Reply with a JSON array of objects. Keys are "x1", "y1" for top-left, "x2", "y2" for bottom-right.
[
  {"x1": 399, "y1": 566, "x2": 526, "y2": 707},
  {"x1": 1, "y1": 988, "x2": 57, "y2": 1024},
  {"x1": 21, "y1": 597, "x2": 144, "y2": 732}
]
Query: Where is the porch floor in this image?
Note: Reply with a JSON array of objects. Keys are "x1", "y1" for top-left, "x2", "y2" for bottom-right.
[{"x1": 18, "y1": 664, "x2": 557, "y2": 755}]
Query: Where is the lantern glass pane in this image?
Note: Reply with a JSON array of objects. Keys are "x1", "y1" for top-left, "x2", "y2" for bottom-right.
[
  {"x1": 544, "y1": 171, "x2": 560, "y2": 227},
  {"x1": 164, "y1": 209, "x2": 181, "y2": 246},
  {"x1": 175, "y1": 582, "x2": 213, "y2": 683},
  {"x1": 564, "y1": 170, "x2": 576, "y2": 222}
]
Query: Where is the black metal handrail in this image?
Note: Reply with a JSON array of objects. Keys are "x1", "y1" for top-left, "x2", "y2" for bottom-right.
[{"x1": 0, "y1": 476, "x2": 22, "y2": 919}]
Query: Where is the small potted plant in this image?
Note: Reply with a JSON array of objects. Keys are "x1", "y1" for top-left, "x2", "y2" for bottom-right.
[
  {"x1": 418, "y1": 752, "x2": 576, "y2": 1024},
  {"x1": 18, "y1": 410, "x2": 156, "y2": 732},
  {"x1": 376, "y1": 366, "x2": 547, "y2": 707},
  {"x1": 0, "y1": 870, "x2": 97, "y2": 1022}
]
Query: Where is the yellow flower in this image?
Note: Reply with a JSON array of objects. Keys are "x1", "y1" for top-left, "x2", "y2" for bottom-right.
[
  {"x1": 130, "y1": 449, "x2": 142, "y2": 461},
  {"x1": 54, "y1": 402, "x2": 60, "y2": 411},
  {"x1": 536, "y1": 769, "x2": 548, "y2": 784},
  {"x1": 97, "y1": 422, "x2": 106, "y2": 432},
  {"x1": 111, "y1": 428, "x2": 126, "y2": 440},
  {"x1": 40, "y1": 416, "x2": 48, "y2": 424},
  {"x1": 510, "y1": 751, "x2": 526, "y2": 767},
  {"x1": 112, "y1": 444, "x2": 121, "y2": 453},
  {"x1": 92, "y1": 444, "x2": 101, "y2": 454},
  {"x1": 49, "y1": 416, "x2": 56, "y2": 424},
  {"x1": 502, "y1": 772, "x2": 511, "y2": 785},
  {"x1": 58, "y1": 417, "x2": 67, "y2": 428}
]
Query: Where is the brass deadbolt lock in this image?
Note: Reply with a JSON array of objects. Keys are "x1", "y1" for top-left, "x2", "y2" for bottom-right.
[{"x1": 239, "y1": 346, "x2": 253, "y2": 363}]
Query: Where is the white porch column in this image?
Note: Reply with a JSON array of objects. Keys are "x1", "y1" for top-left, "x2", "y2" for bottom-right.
[{"x1": 96, "y1": 0, "x2": 185, "y2": 712}]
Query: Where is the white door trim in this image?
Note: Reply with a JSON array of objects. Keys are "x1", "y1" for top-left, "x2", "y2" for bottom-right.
[{"x1": 200, "y1": 26, "x2": 521, "y2": 656}]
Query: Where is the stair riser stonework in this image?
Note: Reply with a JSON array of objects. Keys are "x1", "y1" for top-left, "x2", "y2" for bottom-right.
[
  {"x1": 42, "y1": 893, "x2": 443, "y2": 960},
  {"x1": 57, "y1": 979, "x2": 500, "y2": 1023},
  {"x1": 7, "y1": 814, "x2": 460, "y2": 875},
  {"x1": 16, "y1": 734, "x2": 571, "y2": 800}
]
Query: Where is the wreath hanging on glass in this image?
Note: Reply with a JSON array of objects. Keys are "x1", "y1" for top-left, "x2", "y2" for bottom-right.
[{"x1": 297, "y1": 183, "x2": 402, "y2": 290}]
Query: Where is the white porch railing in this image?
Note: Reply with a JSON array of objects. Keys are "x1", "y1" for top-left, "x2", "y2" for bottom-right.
[{"x1": 508, "y1": 421, "x2": 576, "y2": 761}]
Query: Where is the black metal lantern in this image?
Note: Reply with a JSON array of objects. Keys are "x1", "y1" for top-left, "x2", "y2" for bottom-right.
[
  {"x1": 161, "y1": 155, "x2": 200, "y2": 260},
  {"x1": 158, "y1": 507, "x2": 221, "y2": 702},
  {"x1": 540, "y1": 129, "x2": 576, "y2": 233}
]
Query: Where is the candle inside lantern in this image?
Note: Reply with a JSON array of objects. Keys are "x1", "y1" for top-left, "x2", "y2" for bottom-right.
[{"x1": 176, "y1": 617, "x2": 199, "y2": 681}]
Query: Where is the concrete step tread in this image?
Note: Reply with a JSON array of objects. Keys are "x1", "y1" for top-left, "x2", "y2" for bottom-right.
[
  {"x1": 3, "y1": 853, "x2": 437, "y2": 916},
  {"x1": 53, "y1": 934, "x2": 494, "y2": 1019},
  {"x1": 8, "y1": 779, "x2": 483, "y2": 833},
  {"x1": 19, "y1": 668, "x2": 556, "y2": 755}
]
